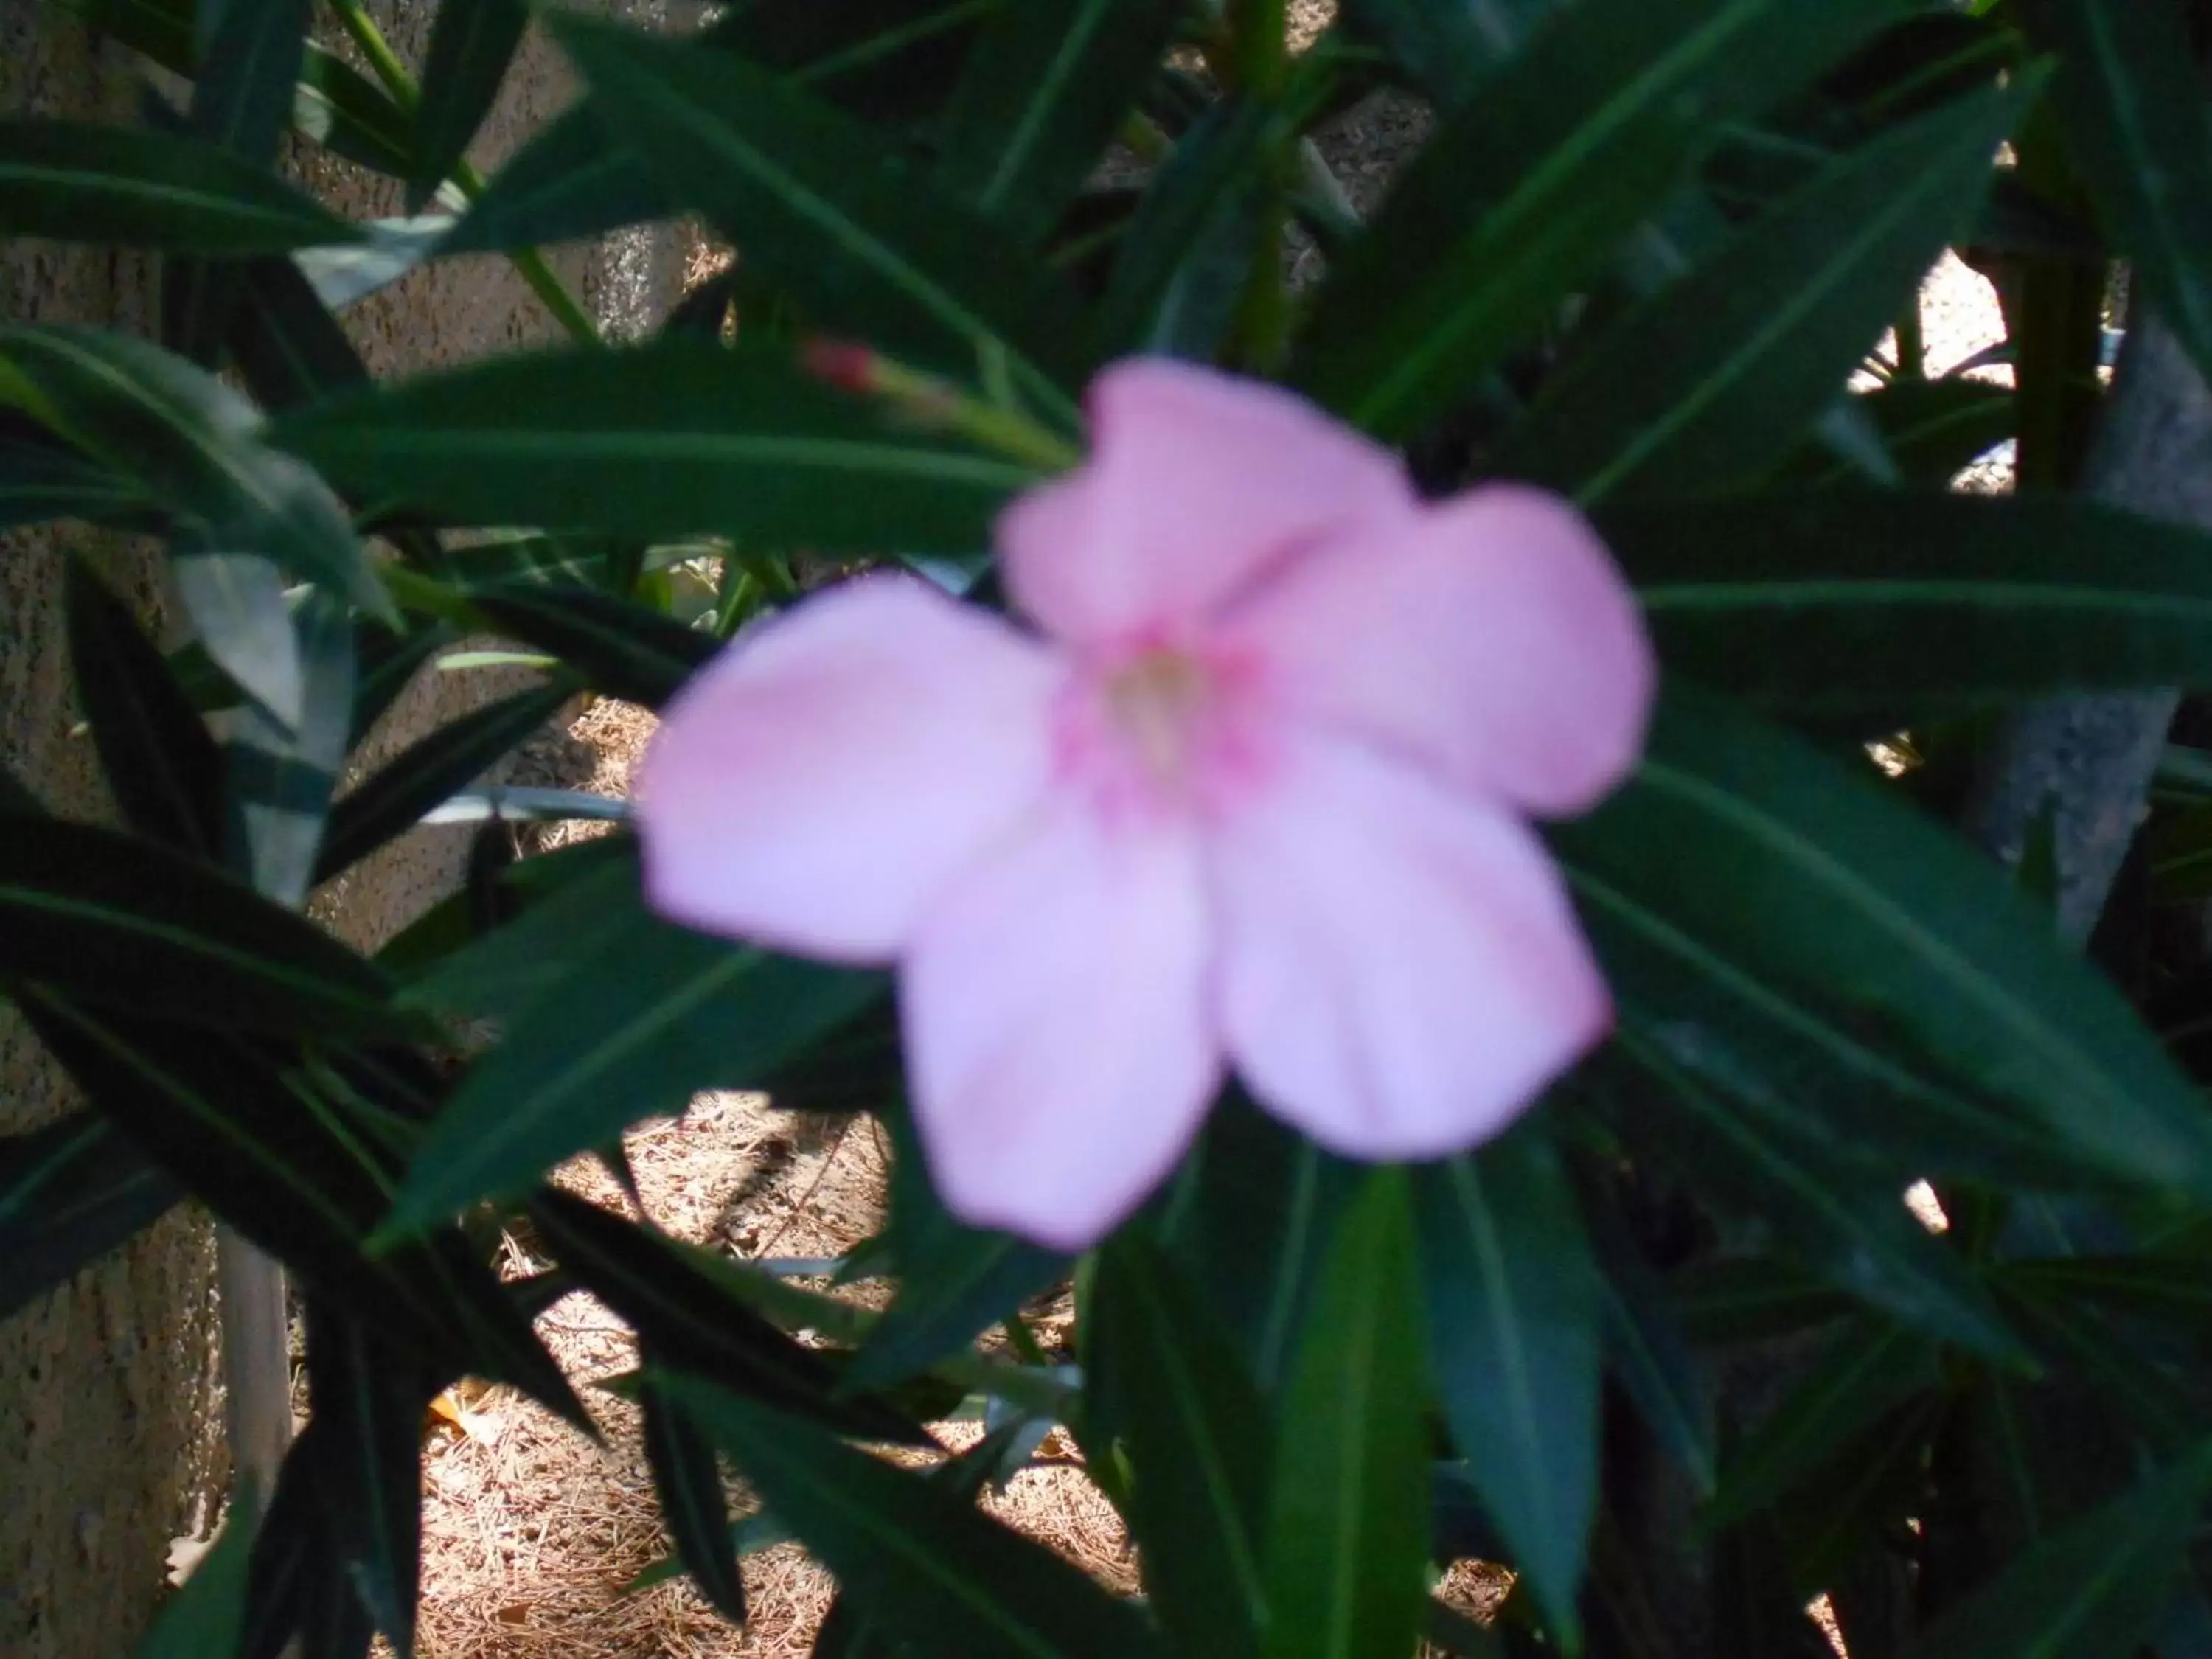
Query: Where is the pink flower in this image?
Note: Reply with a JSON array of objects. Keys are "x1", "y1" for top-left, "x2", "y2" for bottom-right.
[{"x1": 638, "y1": 360, "x2": 1654, "y2": 1250}]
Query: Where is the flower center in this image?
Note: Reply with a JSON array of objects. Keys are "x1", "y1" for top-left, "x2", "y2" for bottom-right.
[{"x1": 1105, "y1": 647, "x2": 1212, "y2": 791}]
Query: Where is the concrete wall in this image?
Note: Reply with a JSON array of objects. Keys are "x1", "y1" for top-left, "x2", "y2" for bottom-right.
[{"x1": 0, "y1": 5, "x2": 681, "y2": 1654}]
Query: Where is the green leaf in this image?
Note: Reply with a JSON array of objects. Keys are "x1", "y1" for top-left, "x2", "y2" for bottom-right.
[
  {"x1": 1704, "y1": 1315, "x2": 1939, "y2": 1526},
  {"x1": 189, "y1": 0, "x2": 311, "y2": 163},
  {"x1": 1097, "y1": 96, "x2": 1274, "y2": 358},
  {"x1": 1291, "y1": 0, "x2": 1913, "y2": 438},
  {"x1": 397, "y1": 839, "x2": 645, "y2": 1020},
  {"x1": 76, "y1": 0, "x2": 416, "y2": 178},
  {"x1": 436, "y1": 102, "x2": 666, "y2": 256},
  {"x1": 661, "y1": 1377, "x2": 1164, "y2": 1658},
  {"x1": 271, "y1": 341, "x2": 1041, "y2": 551},
  {"x1": 1338, "y1": 0, "x2": 1559, "y2": 108},
  {"x1": 462, "y1": 584, "x2": 717, "y2": 710},
  {"x1": 1590, "y1": 1225, "x2": 1717, "y2": 1493},
  {"x1": 2014, "y1": 0, "x2": 2212, "y2": 392},
  {"x1": 1260, "y1": 1169, "x2": 1430, "y2": 1659},
  {"x1": 302, "y1": 1299, "x2": 432, "y2": 1655},
  {"x1": 636, "y1": 1366, "x2": 748, "y2": 1624},
  {"x1": 1899, "y1": 1438, "x2": 2212, "y2": 1659},
  {"x1": 1605, "y1": 1030, "x2": 2024, "y2": 1357},
  {"x1": 849, "y1": 1115, "x2": 1069, "y2": 1388},
  {"x1": 1555, "y1": 685, "x2": 2212, "y2": 1201},
  {"x1": 0, "y1": 815, "x2": 422, "y2": 1040},
  {"x1": 411, "y1": 0, "x2": 529, "y2": 211},
  {"x1": 1158, "y1": 1093, "x2": 1364, "y2": 1393},
  {"x1": 18, "y1": 995, "x2": 584, "y2": 1422},
  {"x1": 167, "y1": 0, "x2": 313, "y2": 367},
  {"x1": 132, "y1": 1475, "x2": 259, "y2": 1659},
  {"x1": 1411, "y1": 1131, "x2": 1599, "y2": 1641},
  {"x1": 0, "y1": 327, "x2": 389, "y2": 619},
  {"x1": 381, "y1": 897, "x2": 883, "y2": 1230},
  {"x1": 934, "y1": 0, "x2": 1183, "y2": 246},
  {"x1": 706, "y1": 0, "x2": 998, "y2": 130},
  {"x1": 171, "y1": 543, "x2": 304, "y2": 728},
  {"x1": 296, "y1": 42, "x2": 419, "y2": 177},
  {"x1": 529, "y1": 1189, "x2": 931, "y2": 1444},
  {"x1": 0, "y1": 1113, "x2": 181, "y2": 1321},
  {"x1": 1621, "y1": 493, "x2": 2212, "y2": 717},
  {"x1": 0, "y1": 120, "x2": 361, "y2": 251},
  {"x1": 1781, "y1": 376, "x2": 2017, "y2": 489},
  {"x1": 1666, "y1": 1256, "x2": 1852, "y2": 1347},
  {"x1": 549, "y1": 13, "x2": 1094, "y2": 408},
  {"x1": 0, "y1": 420, "x2": 145, "y2": 531},
  {"x1": 66, "y1": 556, "x2": 222, "y2": 858},
  {"x1": 238, "y1": 1421, "x2": 355, "y2": 1659},
  {"x1": 314, "y1": 682, "x2": 571, "y2": 883},
  {"x1": 1500, "y1": 80, "x2": 2024, "y2": 501},
  {"x1": 1091, "y1": 1237, "x2": 1271, "y2": 1659},
  {"x1": 220, "y1": 588, "x2": 355, "y2": 906}
]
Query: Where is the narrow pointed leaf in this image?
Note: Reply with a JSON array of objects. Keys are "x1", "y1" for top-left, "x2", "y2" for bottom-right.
[
  {"x1": 0, "y1": 121, "x2": 361, "y2": 251},
  {"x1": 1705, "y1": 1315, "x2": 1938, "y2": 1526},
  {"x1": 2014, "y1": 0, "x2": 2212, "y2": 390},
  {"x1": 464, "y1": 584, "x2": 716, "y2": 710},
  {"x1": 190, "y1": 0, "x2": 311, "y2": 161},
  {"x1": 0, "y1": 421, "x2": 145, "y2": 530},
  {"x1": 304, "y1": 1301, "x2": 431, "y2": 1655},
  {"x1": 1091, "y1": 1237, "x2": 1271, "y2": 1659},
  {"x1": 1555, "y1": 686, "x2": 2212, "y2": 1205},
  {"x1": 1501, "y1": 81, "x2": 2023, "y2": 500},
  {"x1": 1606, "y1": 1032, "x2": 2023, "y2": 1355},
  {"x1": 529, "y1": 1190, "x2": 931, "y2": 1444},
  {"x1": 1293, "y1": 0, "x2": 1913, "y2": 437},
  {"x1": 0, "y1": 1113, "x2": 181, "y2": 1320},
  {"x1": 637, "y1": 1366, "x2": 748, "y2": 1623},
  {"x1": 0, "y1": 815, "x2": 421, "y2": 1038},
  {"x1": 383, "y1": 900, "x2": 883, "y2": 1229},
  {"x1": 77, "y1": 0, "x2": 415, "y2": 178},
  {"x1": 1160, "y1": 1094, "x2": 1365, "y2": 1394},
  {"x1": 848, "y1": 1113, "x2": 1069, "y2": 1388},
  {"x1": 0, "y1": 327, "x2": 389, "y2": 618},
  {"x1": 662, "y1": 1377, "x2": 1164, "y2": 1658},
  {"x1": 437, "y1": 102, "x2": 666, "y2": 255},
  {"x1": 1781, "y1": 376, "x2": 2017, "y2": 489},
  {"x1": 549, "y1": 14, "x2": 1094, "y2": 405},
  {"x1": 935, "y1": 0, "x2": 1183, "y2": 246},
  {"x1": 1261, "y1": 1170, "x2": 1430, "y2": 1659},
  {"x1": 411, "y1": 0, "x2": 530, "y2": 211},
  {"x1": 1591, "y1": 1226, "x2": 1716, "y2": 1492},
  {"x1": 132, "y1": 1472, "x2": 259, "y2": 1659},
  {"x1": 173, "y1": 541, "x2": 308, "y2": 733},
  {"x1": 19, "y1": 995, "x2": 583, "y2": 1421},
  {"x1": 1339, "y1": 0, "x2": 1559, "y2": 108},
  {"x1": 271, "y1": 341, "x2": 1041, "y2": 551},
  {"x1": 1618, "y1": 492, "x2": 2212, "y2": 717},
  {"x1": 314, "y1": 682, "x2": 570, "y2": 883},
  {"x1": 66, "y1": 556, "x2": 222, "y2": 858},
  {"x1": 1411, "y1": 1131, "x2": 1600, "y2": 1642},
  {"x1": 222, "y1": 589, "x2": 355, "y2": 906},
  {"x1": 1098, "y1": 96, "x2": 1274, "y2": 358},
  {"x1": 1900, "y1": 1437, "x2": 2212, "y2": 1659}
]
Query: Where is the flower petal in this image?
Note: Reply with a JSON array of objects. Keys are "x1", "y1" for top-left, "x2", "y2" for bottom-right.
[
  {"x1": 638, "y1": 575, "x2": 1060, "y2": 961},
  {"x1": 1213, "y1": 731, "x2": 1609, "y2": 1161},
  {"x1": 1000, "y1": 358, "x2": 1414, "y2": 647},
  {"x1": 1224, "y1": 485, "x2": 1653, "y2": 816},
  {"x1": 902, "y1": 801, "x2": 1220, "y2": 1249}
]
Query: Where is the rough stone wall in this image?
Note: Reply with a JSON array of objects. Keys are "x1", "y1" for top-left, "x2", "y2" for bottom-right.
[{"x1": 0, "y1": 5, "x2": 683, "y2": 1654}]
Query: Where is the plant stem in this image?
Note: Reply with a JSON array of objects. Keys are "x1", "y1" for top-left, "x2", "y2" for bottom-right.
[{"x1": 324, "y1": 0, "x2": 599, "y2": 346}]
